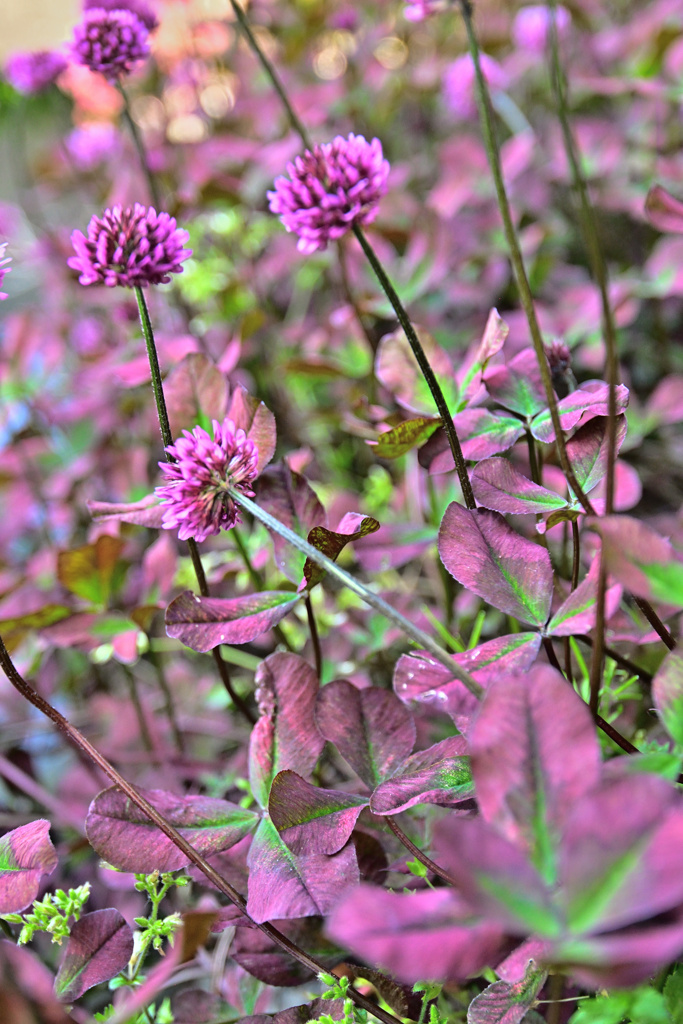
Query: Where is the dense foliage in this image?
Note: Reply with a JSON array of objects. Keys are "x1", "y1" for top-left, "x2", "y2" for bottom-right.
[{"x1": 1, "y1": 1, "x2": 683, "y2": 1022}]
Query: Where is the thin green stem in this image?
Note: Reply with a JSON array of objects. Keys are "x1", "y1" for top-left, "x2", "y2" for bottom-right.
[
  {"x1": 305, "y1": 595, "x2": 322, "y2": 679},
  {"x1": 230, "y1": 487, "x2": 484, "y2": 699},
  {"x1": 0, "y1": 638, "x2": 404, "y2": 1024},
  {"x1": 134, "y1": 286, "x2": 255, "y2": 724},
  {"x1": 384, "y1": 815, "x2": 457, "y2": 887},
  {"x1": 117, "y1": 82, "x2": 162, "y2": 210},
  {"x1": 457, "y1": 0, "x2": 593, "y2": 515},
  {"x1": 135, "y1": 286, "x2": 173, "y2": 449},
  {"x1": 228, "y1": 0, "x2": 311, "y2": 149},
  {"x1": 353, "y1": 225, "x2": 475, "y2": 509}
]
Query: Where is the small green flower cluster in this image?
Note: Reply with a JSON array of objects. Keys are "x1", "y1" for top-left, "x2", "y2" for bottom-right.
[{"x1": 1, "y1": 881, "x2": 91, "y2": 945}]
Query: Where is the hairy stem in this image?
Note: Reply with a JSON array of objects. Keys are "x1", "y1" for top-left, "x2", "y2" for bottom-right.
[
  {"x1": 0, "y1": 638, "x2": 405, "y2": 1024},
  {"x1": 384, "y1": 815, "x2": 457, "y2": 887},
  {"x1": 457, "y1": 0, "x2": 593, "y2": 515},
  {"x1": 230, "y1": 487, "x2": 484, "y2": 699},
  {"x1": 134, "y1": 286, "x2": 255, "y2": 724}
]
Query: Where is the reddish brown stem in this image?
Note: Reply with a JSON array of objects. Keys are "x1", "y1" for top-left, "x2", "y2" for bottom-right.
[
  {"x1": 0, "y1": 636, "x2": 405, "y2": 1024},
  {"x1": 384, "y1": 815, "x2": 457, "y2": 888}
]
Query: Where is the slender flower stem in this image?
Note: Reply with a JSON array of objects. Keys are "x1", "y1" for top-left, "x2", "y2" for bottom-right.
[
  {"x1": 0, "y1": 638, "x2": 404, "y2": 1024},
  {"x1": 117, "y1": 82, "x2": 162, "y2": 210},
  {"x1": 384, "y1": 815, "x2": 457, "y2": 887},
  {"x1": 305, "y1": 595, "x2": 323, "y2": 680},
  {"x1": 134, "y1": 286, "x2": 256, "y2": 724},
  {"x1": 352, "y1": 225, "x2": 475, "y2": 508},
  {"x1": 227, "y1": 0, "x2": 474, "y2": 508},
  {"x1": 228, "y1": 0, "x2": 312, "y2": 150},
  {"x1": 564, "y1": 519, "x2": 581, "y2": 681},
  {"x1": 230, "y1": 487, "x2": 485, "y2": 699},
  {"x1": 148, "y1": 647, "x2": 185, "y2": 755},
  {"x1": 457, "y1": 0, "x2": 593, "y2": 515},
  {"x1": 547, "y1": 6, "x2": 621, "y2": 714}
]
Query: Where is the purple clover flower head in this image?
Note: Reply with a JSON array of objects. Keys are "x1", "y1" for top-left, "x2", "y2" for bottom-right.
[
  {"x1": 155, "y1": 419, "x2": 259, "y2": 542},
  {"x1": 513, "y1": 5, "x2": 570, "y2": 54},
  {"x1": 267, "y1": 133, "x2": 390, "y2": 254},
  {"x1": 546, "y1": 339, "x2": 575, "y2": 398},
  {"x1": 0, "y1": 243, "x2": 11, "y2": 300},
  {"x1": 443, "y1": 53, "x2": 508, "y2": 120},
  {"x1": 5, "y1": 50, "x2": 67, "y2": 94},
  {"x1": 403, "y1": 0, "x2": 447, "y2": 22},
  {"x1": 72, "y1": 8, "x2": 150, "y2": 81},
  {"x1": 68, "y1": 204, "x2": 192, "y2": 288},
  {"x1": 83, "y1": 0, "x2": 159, "y2": 33}
]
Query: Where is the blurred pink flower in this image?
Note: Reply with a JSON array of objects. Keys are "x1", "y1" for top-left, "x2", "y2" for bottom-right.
[
  {"x1": 4, "y1": 50, "x2": 67, "y2": 94},
  {"x1": 65, "y1": 122, "x2": 120, "y2": 170},
  {"x1": 512, "y1": 4, "x2": 570, "y2": 53},
  {"x1": 443, "y1": 53, "x2": 508, "y2": 119},
  {"x1": 268, "y1": 133, "x2": 390, "y2": 254},
  {"x1": 72, "y1": 8, "x2": 150, "y2": 81},
  {"x1": 82, "y1": 0, "x2": 159, "y2": 33},
  {"x1": 68, "y1": 204, "x2": 191, "y2": 288},
  {"x1": 0, "y1": 243, "x2": 11, "y2": 300},
  {"x1": 404, "y1": 0, "x2": 447, "y2": 22},
  {"x1": 155, "y1": 419, "x2": 259, "y2": 542}
]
